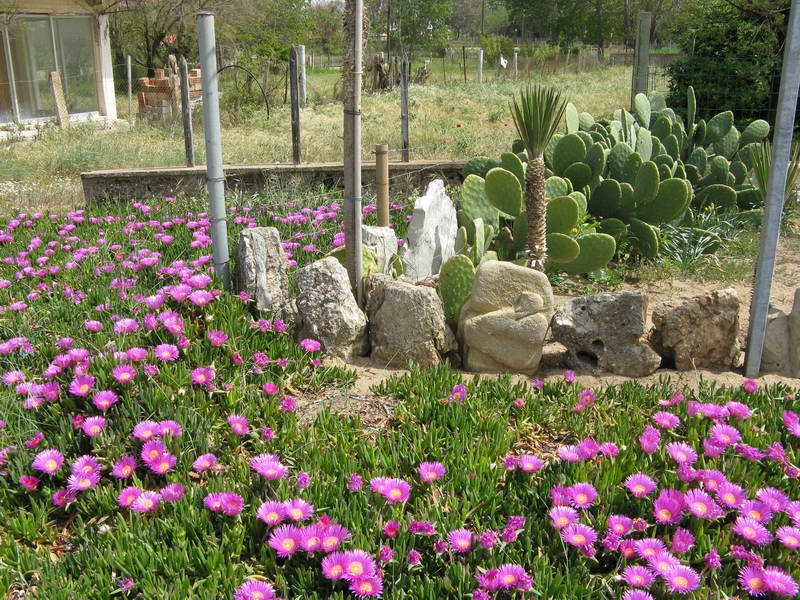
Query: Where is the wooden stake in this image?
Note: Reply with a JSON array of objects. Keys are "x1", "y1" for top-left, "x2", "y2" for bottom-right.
[
  {"x1": 376, "y1": 144, "x2": 390, "y2": 227},
  {"x1": 179, "y1": 56, "x2": 195, "y2": 167},
  {"x1": 48, "y1": 71, "x2": 69, "y2": 128},
  {"x1": 290, "y1": 46, "x2": 302, "y2": 165},
  {"x1": 400, "y1": 57, "x2": 410, "y2": 162}
]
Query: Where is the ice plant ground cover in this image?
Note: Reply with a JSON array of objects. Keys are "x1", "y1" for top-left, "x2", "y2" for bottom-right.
[{"x1": 0, "y1": 195, "x2": 798, "y2": 599}]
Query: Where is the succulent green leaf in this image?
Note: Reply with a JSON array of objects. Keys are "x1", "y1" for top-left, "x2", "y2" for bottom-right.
[
  {"x1": 485, "y1": 167, "x2": 523, "y2": 218},
  {"x1": 623, "y1": 152, "x2": 644, "y2": 185},
  {"x1": 687, "y1": 147, "x2": 707, "y2": 172},
  {"x1": 553, "y1": 134, "x2": 587, "y2": 175},
  {"x1": 585, "y1": 143, "x2": 607, "y2": 178},
  {"x1": 547, "y1": 233, "x2": 581, "y2": 264},
  {"x1": 547, "y1": 196, "x2": 580, "y2": 234},
  {"x1": 685, "y1": 164, "x2": 701, "y2": 185},
  {"x1": 634, "y1": 93, "x2": 651, "y2": 127},
  {"x1": 563, "y1": 162, "x2": 593, "y2": 190},
  {"x1": 709, "y1": 155, "x2": 730, "y2": 184},
  {"x1": 565, "y1": 102, "x2": 580, "y2": 134},
  {"x1": 608, "y1": 142, "x2": 634, "y2": 180},
  {"x1": 544, "y1": 133, "x2": 563, "y2": 170},
  {"x1": 705, "y1": 111, "x2": 734, "y2": 144},
  {"x1": 740, "y1": 119, "x2": 770, "y2": 146},
  {"x1": 697, "y1": 184, "x2": 737, "y2": 210},
  {"x1": 579, "y1": 112, "x2": 595, "y2": 131},
  {"x1": 730, "y1": 161, "x2": 748, "y2": 186},
  {"x1": 569, "y1": 191, "x2": 588, "y2": 217},
  {"x1": 628, "y1": 218, "x2": 659, "y2": 258},
  {"x1": 618, "y1": 183, "x2": 636, "y2": 219},
  {"x1": 462, "y1": 156, "x2": 499, "y2": 179},
  {"x1": 635, "y1": 128, "x2": 653, "y2": 161},
  {"x1": 736, "y1": 143, "x2": 760, "y2": 170},
  {"x1": 648, "y1": 91, "x2": 667, "y2": 112},
  {"x1": 496, "y1": 227, "x2": 515, "y2": 261},
  {"x1": 687, "y1": 85, "x2": 696, "y2": 130},
  {"x1": 634, "y1": 161, "x2": 660, "y2": 206},
  {"x1": 713, "y1": 126, "x2": 740, "y2": 159},
  {"x1": 559, "y1": 233, "x2": 616, "y2": 274},
  {"x1": 544, "y1": 176, "x2": 570, "y2": 199},
  {"x1": 511, "y1": 139, "x2": 526, "y2": 153},
  {"x1": 455, "y1": 226, "x2": 468, "y2": 255},
  {"x1": 736, "y1": 187, "x2": 761, "y2": 210},
  {"x1": 651, "y1": 115, "x2": 672, "y2": 140},
  {"x1": 500, "y1": 152, "x2": 526, "y2": 187},
  {"x1": 662, "y1": 134, "x2": 680, "y2": 160},
  {"x1": 635, "y1": 178, "x2": 690, "y2": 224},
  {"x1": 513, "y1": 211, "x2": 527, "y2": 253},
  {"x1": 693, "y1": 119, "x2": 707, "y2": 146},
  {"x1": 438, "y1": 255, "x2": 476, "y2": 323},
  {"x1": 588, "y1": 178, "x2": 622, "y2": 217},
  {"x1": 461, "y1": 174, "x2": 500, "y2": 231},
  {"x1": 596, "y1": 218, "x2": 628, "y2": 240}
]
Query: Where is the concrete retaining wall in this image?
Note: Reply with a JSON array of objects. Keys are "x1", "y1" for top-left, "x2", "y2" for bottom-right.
[{"x1": 81, "y1": 160, "x2": 467, "y2": 204}]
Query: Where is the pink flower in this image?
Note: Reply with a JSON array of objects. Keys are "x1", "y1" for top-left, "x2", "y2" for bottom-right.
[
  {"x1": 418, "y1": 461, "x2": 446, "y2": 482},
  {"x1": 191, "y1": 367, "x2": 214, "y2": 386},
  {"x1": 81, "y1": 416, "x2": 107, "y2": 437},
  {"x1": 227, "y1": 414, "x2": 249, "y2": 435},
  {"x1": 448, "y1": 528, "x2": 473, "y2": 553},
  {"x1": 299, "y1": 338, "x2": 321, "y2": 352},
  {"x1": 741, "y1": 379, "x2": 758, "y2": 394},
  {"x1": 207, "y1": 329, "x2": 228, "y2": 346},
  {"x1": 32, "y1": 449, "x2": 64, "y2": 475}
]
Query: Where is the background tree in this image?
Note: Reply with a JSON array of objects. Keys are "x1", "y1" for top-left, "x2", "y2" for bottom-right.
[{"x1": 309, "y1": 0, "x2": 345, "y2": 60}]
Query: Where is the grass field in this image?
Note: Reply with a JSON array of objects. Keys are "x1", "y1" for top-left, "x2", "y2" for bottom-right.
[{"x1": 0, "y1": 65, "x2": 632, "y2": 211}]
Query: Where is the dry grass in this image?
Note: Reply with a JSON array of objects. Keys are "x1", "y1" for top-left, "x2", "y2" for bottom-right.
[{"x1": 0, "y1": 65, "x2": 632, "y2": 211}]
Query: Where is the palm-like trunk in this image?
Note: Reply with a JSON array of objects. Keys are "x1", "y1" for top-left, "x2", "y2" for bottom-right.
[{"x1": 525, "y1": 155, "x2": 547, "y2": 271}]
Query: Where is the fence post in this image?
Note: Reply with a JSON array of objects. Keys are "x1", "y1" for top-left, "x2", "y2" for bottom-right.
[
  {"x1": 290, "y1": 46, "x2": 302, "y2": 165},
  {"x1": 298, "y1": 44, "x2": 307, "y2": 105},
  {"x1": 478, "y1": 48, "x2": 484, "y2": 83},
  {"x1": 179, "y1": 56, "x2": 195, "y2": 167},
  {"x1": 513, "y1": 50, "x2": 518, "y2": 80},
  {"x1": 126, "y1": 55, "x2": 133, "y2": 125},
  {"x1": 400, "y1": 56, "x2": 410, "y2": 162},
  {"x1": 376, "y1": 143, "x2": 390, "y2": 227},
  {"x1": 343, "y1": 0, "x2": 364, "y2": 293},
  {"x1": 744, "y1": 0, "x2": 800, "y2": 377},
  {"x1": 630, "y1": 11, "x2": 652, "y2": 109},
  {"x1": 462, "y1": 45, "x2": 467, "y2": 83},
  {"x1": 197, "y1": 11, "x2": 231, "y2": 291}
]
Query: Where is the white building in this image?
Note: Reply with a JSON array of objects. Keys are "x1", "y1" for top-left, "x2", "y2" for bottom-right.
[{"x1": 0, "y1": 0, "x2": 117, "y2": 131}]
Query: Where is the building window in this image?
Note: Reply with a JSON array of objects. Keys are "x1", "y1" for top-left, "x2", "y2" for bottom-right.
[{"x1": 1, "y1": 14, "x2": 98, "y2": 123}]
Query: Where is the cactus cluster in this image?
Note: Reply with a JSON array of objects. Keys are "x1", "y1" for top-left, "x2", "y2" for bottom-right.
[{"x1": 548, "y1": 88, "x2": 771, "y2": 259}]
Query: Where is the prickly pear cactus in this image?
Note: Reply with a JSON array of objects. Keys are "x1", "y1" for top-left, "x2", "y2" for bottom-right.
[
  {"x1": 438, "y1": 255, "x2": 476, "y2": 324},
  {"x1": 547, "y1": 233, "x2": 581, "y2": 264},
  {"x1": 485, "y1": 167, "x2": 522, "y2": 217},
  {"x1": 461, "y1": 174, "x2": 500, "y2": 231},
  {"x1": 547, "y1": 196, "x2": 580, "y2": 235},
  {"x1": 462, "y1": 156, "x2": 500, "y2": 179},
  {"x1": 559, "y1": 233, "x2": 617, "y2": 274},
  {"x1": 500, "y1": 152, "x2": 526, "y2": 187}
]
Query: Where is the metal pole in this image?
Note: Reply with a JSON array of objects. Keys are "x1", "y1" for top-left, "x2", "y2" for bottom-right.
[
  {"x1": 298, "y1": 44, "x2": 307, "y2": 105},
  {"x1": 127, "y1": 54, "x2": 133, "y2": 125},
  {"x1": 630, "y1": 11, "x2": 652, "y2": 110},
  {"x1": 462, "y1": 45, "x2": 467, "y2": 83},
  {"x1": 376, "y1": 144, "x2": 390, "y2": 227},
  {"x1": 343, "y1": 0, "x2": 363, "y2": 293},
  {"x1": 197, "y1": 11, "x2": 231, "y2": 290},
  {"x1": 290, "y1": 46, "x2": 302, "y2": 165},
  {"x1": 400, "y1": 57, "x2": 410, "y2": 162},
  {"x1": 478, "y1": 48, "x2": 484, "y2": 83},
  {"x1": 179, "y1": 56, "x2": 195, "y2": 167},
  {"x1": 744, "y1": 0, "x2": 800, "y2": 377}
]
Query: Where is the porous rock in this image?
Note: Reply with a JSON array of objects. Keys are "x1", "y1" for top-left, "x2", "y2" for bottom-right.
[
  {"x1": 551, "y1": 292, "x2": 661, "y2": 377},
  {"x1": 235, "y1": 227, "x2": 295, "y2": 320},
  {"x1": 295, "y1": 257, "x2": 367, "y2": 358},
  {"x1": 650, "y1": 288, "x2": 740, "y2": 371},
  {"x1": 366, "y1": 275, "x2": 456, "y2": 368}
]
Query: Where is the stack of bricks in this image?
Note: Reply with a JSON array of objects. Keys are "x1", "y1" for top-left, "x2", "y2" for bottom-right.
[{"x1": 137, "y1": 63, "x2": 202, "y2": 120}]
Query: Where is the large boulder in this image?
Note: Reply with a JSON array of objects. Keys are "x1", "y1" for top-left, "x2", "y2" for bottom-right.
[
  {"x1": 366, "y1": 275, "x2": 456, "y2": 368},
  {"x1": 235, "y1": 227, "x2": 295, "y2": 321},
  {"x1": 401, "y1": 179, "x2": 458, "y2": 281},
  {"x1": 552, "y1": 292, "x2": 661, "y2": 377},
  {"x1": 295, "y1": 257, "x2": 368, "y2": 358},
  {"x1": 362, "y1": 225, "x2": 398, "y2": 275},
  {"x1": 650, "y1": 288, "x2": 740, "y2": 371},
  {"x1": 458, "y1": 261, "x2": 553, "y2": 373}
]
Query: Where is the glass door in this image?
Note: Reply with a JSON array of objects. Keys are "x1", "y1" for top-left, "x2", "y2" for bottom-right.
[
  {"x1": 8, "y1": 16, "x2": 57, "y2": 120},
  {"x1": 0, "y1": 28, "x2": 14, "y2": 123}
]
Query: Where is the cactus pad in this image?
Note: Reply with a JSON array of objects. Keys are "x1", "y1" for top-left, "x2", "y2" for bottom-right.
[
  {"x1": 705, "y1": 111, "x2": 734, "y2": 144},
  {"x1": 635, "y1": 178, "x2": 690, "y2": 224},
  {"x1": 634, "y1": 93, "x2": 651, "y2": 127},
  {"x1": 461, "y1": 174, "x2": 500, "y2": 231},
  {"x1": 585, "y1": 143, "x2": 607, "y2": 178},
  {"x1": 634, "y1": 161, "x2": 660, "y2": 206},
  {"x1": 462, "y1": 156, "x2": 499, "y2": 179},
  {"x1": 588, "y1": 179, "x2": 622, "y2": 217},
  {"x1": 485, "y1": 167, "x2": 522, "y2": 217},
  {"x1": 628, "y1": 218, "x2": 659, "y2": 258},
  {"x1": 545, "y1": 176, "x2": 570, "y2": 199},
  {"x1": 579, "y1": 112, "x2": 595, "y2": 131},
  {"x1": 697, "y1": 184, "x2": 737, "y2": 210},
  {"x1": 687, "y1": 85, "x2": 696, "y2": 130},
  {"x1": 439, "y1": 255, "x2": 476, "y2": 324},
  {"x1": 636, "y1": 128, "x2": 653, "y2": 161},
  {"x1": 547, "y1": 233, "x2": 581, "y2": 264},
  {"x1": 500, "y1": 152, "x2": 526, "y2": 187},
  {"x1": 455, "y1": 226, "x2": 468, "y2": 255},
  {"x1": 563, "y1": 162, "x2": 593, "y2": 190},
  {"x1": 553, "y1": 134, "x2": 587, "y2": 175},
  {"x1": 547, "y1": 196, "x2": 580, "y2": 234},
  {"x1": 739, "y1": 119, "x2": 770, "y2": 146},
  {"x1": 559, "y1": 233, "x2": 616, "y2": 274},
  {"x1": 565, "y1": 102, "x2": 580, "y2": 134},
  {"x1": 713, "y1": 126, "x2": 740, "y2": 159},
  {"x1": 596, "y1": 218, "x2": 628, "y2": 240}
]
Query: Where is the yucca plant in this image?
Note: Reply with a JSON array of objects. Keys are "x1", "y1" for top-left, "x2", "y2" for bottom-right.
[
  {"x1": 510, "y1": 85, "x2": 568, "y2": 270},
  {"x1": 751, "y1": 140, "x2": 800, "y2": 207}
]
